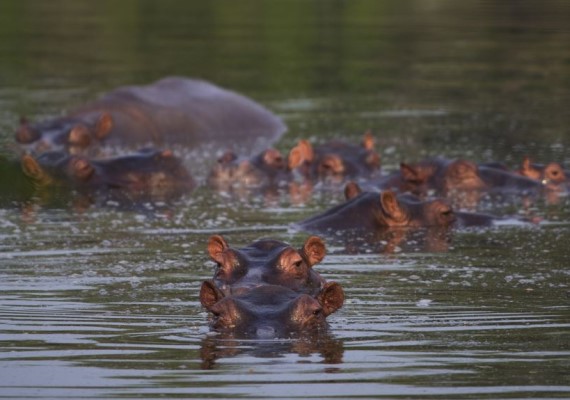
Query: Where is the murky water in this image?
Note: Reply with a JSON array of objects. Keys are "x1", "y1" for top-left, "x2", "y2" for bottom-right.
[{"x1": 1, "y1": 1, "x2": 570, "y2": 398}]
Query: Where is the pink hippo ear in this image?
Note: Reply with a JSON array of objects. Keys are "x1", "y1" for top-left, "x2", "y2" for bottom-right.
[
  {"x1": 380, "y1": 190, "x2": 407, "y2": 223},
  {"x1": 94, "y1": 112, "x2": 113, "y2": 140},
  {"x1": 199, "y1": 280, "x2": 225, "y2": 311},
  {"x1": 300, "y1": 236, "x2": 326, "y2": 268},
  {"x1": 361, "y1": 130, "x2": 375, "y2": 151},
  {"x1": 288, "y1": 140, "x2": 314, "y2": 170},
  {"x1": 521, "y1": 156, "x2": 533, "y2": 172},
  {"x1": 21, "y1": 154, "x2": 45, "y2": 182},
  {"x1": 519, "y1": 156, "x2": 541, "y2": 181},
  {"x1": 344, "y1": 181, "x2": 362, "y2": 200},
  {"x1": 207, "y1": 235, "x2": 230, "y2": 264},
  {"x1": 15, "y1": 117, "x2": 40, "y2": 144},
  {"x1": 317, "y1": 282, "x2": 345, "y2": 316}
]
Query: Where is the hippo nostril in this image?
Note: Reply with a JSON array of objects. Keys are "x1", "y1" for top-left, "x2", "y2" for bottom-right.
[{"x1": 256, "y1": 326, "x2": 276, "y2": 339}]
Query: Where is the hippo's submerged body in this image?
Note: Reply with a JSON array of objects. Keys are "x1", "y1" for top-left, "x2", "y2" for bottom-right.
[{"x1": 17, "y1": 77, "x2": 287, "y2": 155}]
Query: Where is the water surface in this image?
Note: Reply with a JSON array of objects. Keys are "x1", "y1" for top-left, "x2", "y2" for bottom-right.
[{"x1": 1, "y1": 1, "x2": 569, "y2": 398}]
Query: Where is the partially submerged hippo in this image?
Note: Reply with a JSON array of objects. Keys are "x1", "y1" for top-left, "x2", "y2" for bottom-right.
[
  {"x1": 21, "y1": 148, "x2": 195, "y2": 200},
  {"x1": 207, "y1": 235, "x2": 327, "y2": 295},
  {"x1": 296, "y1": 182, "x2": 495, "y2": 236},
  {"x1": 200, "y1": 279, "x2": 344, "y2": 338},
  {"x1": 517, "y1": 156, "x2": 567, "y2": 188},
  {"x1": 377, "y1": 157, "x2": 544, "y2": 197},
  {"x1": 16, "y1": 77, "x2": 286, "y2": 155},
  {"x1": 207, "y1": 147, "x2": 291, "y2": 190},
  {"x1": 289, "y1": 132, "x2": 381, "y2": 184}
]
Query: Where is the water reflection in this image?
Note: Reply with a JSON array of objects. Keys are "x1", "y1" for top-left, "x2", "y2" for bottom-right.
[
  {"x1": 1, "y1": 0, "x2": 570, "y2": 398},
  {"x1": 199, "y1": 332, "x2": 344, "y2": 370}
]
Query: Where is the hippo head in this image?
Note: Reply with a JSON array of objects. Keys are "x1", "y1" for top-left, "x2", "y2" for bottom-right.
[
  {"x1": 66, "y1": 113, "x2": 113, "y2": 154},
  {"x1": 21, "y1": 148, "x2": 193, "y2": 199},
  {"x1": 441, "y1": 159, "x2": 486, "y2": 193},
  {"x1": 16, "y1": 113, "x2": 113, "y2": 155},
  {"x1": 199, "y1": 280, "x2": 344, "y2": 338},
  {"x1": 519, "y1": 156, "x2": 566, "y2": 187},
  {"x1": 398, "y1": 162, "x2": 438, "y2": 195},
  {"x1": 208, "y1": 148, "x2": 288, "y2": 188},
  {"x1": 207, "y1": 235, "x2": 327, "y2": 293},
  {"x1": 379, "y1": 190, "x2": 456, "y2": 228},
  {"x1": 289, "y1": 132, "x2": 380, "y2": 184}
]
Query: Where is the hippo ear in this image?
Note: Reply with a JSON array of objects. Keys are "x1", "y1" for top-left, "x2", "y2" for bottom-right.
[
  {"x1": 317, "y1": 282, "x2": 344, "y2": 316},
  {"x1": 21, "y1": 154, "x2": 44, "y2": 181},
  {"x1": 15, "y1": 117, "x2": 40, "y2": 144},
  {"x1": 301, "y1": 236, "x2": 326, "y2": 267},
  {"x1": 208, "y1": 235, "x2": 229, "y2": 264},
  {"x1": 94, "y1": 112, "x2": 113, "y2": 140},
  {"x1": 344, "y1": 181, "x2": 362, "y2": 200},
  {"x1": 68, "y1": 124, "x2": 91, "y2": 148},
  {"x1": 521, "y1": 156, "x2": 532, "y2": 170},
  {"x1": 199, "y1": 280, "x2": 225, "y2": 311},
  {"x1": 288, "y1": 140, "x2": 314, "y2": 170},
  {"x1": 288, "y1": 142, "x2": 307, "y2": 170},
  {"x1": 362, "y1": 130, "x2": 375, "y2": 150},
  {"x1": 380, "y1": 191, "x2": 407, "y2": 221}
]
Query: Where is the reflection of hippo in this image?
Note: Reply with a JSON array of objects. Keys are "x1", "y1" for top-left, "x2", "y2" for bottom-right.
[
  {"x1": 16, "y1": 77, "x2": 286, "y2": 155},
  {"x1": 290, "y1": 132, "x2": 381, "y2": 185},
  {"x1": 296, "y1": 182, "x2": 495, "y2": 236},
  {"x1": 21, "y1": 148, "x2": 195, "y2": 201},
  {"x1": 207, "y1": 235, "x2": 327, "y2": 295},
  {"x1": 199, "y1": 280, "x2": 344, "y2": 339},
  {"x1": 199, "y1": 329, "x2": 343, "y2": 369}
]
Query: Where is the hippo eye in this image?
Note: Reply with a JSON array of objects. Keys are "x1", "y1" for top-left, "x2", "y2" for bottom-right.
[
  {"x1": 312, "y1": 308, "x2": 323, "y2": 316},
  {"x1": 293, "y1": 260, "x2": 303, "y2": 269},
  {"x1": 551, "y1": 170, "x2": 559, "y2": 176}
]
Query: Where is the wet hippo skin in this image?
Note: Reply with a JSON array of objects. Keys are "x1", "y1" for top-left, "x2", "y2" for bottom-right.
[
  {"x1": 207, "y1": 235, "x2": 328, "y2": 295},
  {"x1": 21, "y1": 148, "x2": 195, "y2": 200},
  {"x1": 16, "y1": 77, "x2": 286, "y2": 155},
  {"x1": 199, "y1": 279, "x2": 344, "y2": 339}
]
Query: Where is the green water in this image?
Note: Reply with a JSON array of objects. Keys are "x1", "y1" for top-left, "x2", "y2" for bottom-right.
[{"x1": 1, "y1": 1, "x2": 569, "y2": 398}]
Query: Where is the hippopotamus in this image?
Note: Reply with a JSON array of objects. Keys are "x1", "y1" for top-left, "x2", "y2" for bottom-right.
[
  {"x1": 296, "y1": 182, "x2": 496, "y2": 235},
  {"x1": 199, "y1": 279, "x2": 344, "y2": 338},
  {"x1": 517, "y1": 156, "x2": 567, "y2": 188},
  {"x1": 289, "y1": 132, "x2": 381, "y2": 185},
  {"x1": 207, "y1": 235, "x2": 327, "y2": 295},
  {"x1": 21, "y1": 148, "x2": 195, "y2": 201},
  {"x1": 377, "y1": 158, "x2": 545, "y2": 199},
  {"x1": 15, "y1": 77, "x2": 286, "y2": 155},
  {"x1": 207, "y1": 147, "x2": 291, "y2": 190}
]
